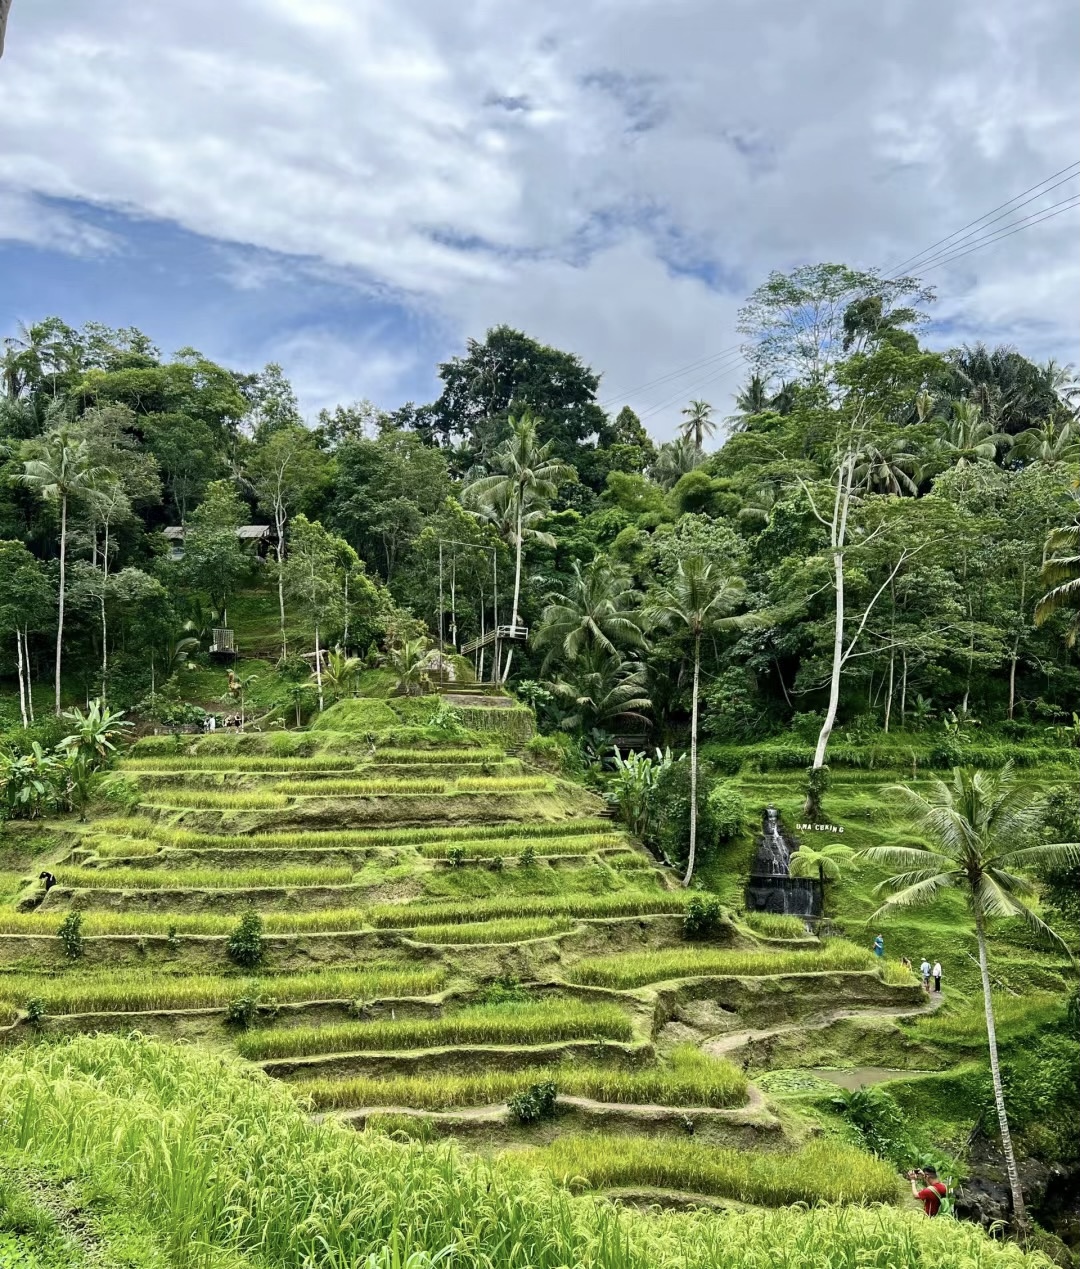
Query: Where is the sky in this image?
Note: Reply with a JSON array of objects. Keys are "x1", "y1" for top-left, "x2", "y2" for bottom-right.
[{"x1": 0, "y1": 0, "x2": 1077, "y2": 439}]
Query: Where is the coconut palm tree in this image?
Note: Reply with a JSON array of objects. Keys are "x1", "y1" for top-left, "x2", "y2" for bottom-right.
[
  {"x1": 860, "y1": 764, "x2": 1079, "y2": 1234},
  {"x1": 463, "y1": 413, "x2": 572, "y2": 680},
  {"x1": 679, "y1": 399, "x2": 716, "y2": 451},
  {"x1": 548, "y1": 647, "x2": 651, "y2": 735},
  {"x1": 534, "y1": 558, "x2": 646, "y2": 672},
  {"x1": 389, "y1": 636, "x2": 434, "y2": 697},
  {"x1": 321, "y1": 646, "x2": 363, "y2": 699},
  {"x1": 936, "y1": 400, "x2": 1011, "y2": 470},
  {"x1": 853, "y1": 436, "x2": 919, "y2": 496},
  {"x1": 645, "y1": 556, "x2": 751, "y2": 885},
  {"x1": 729, "y1": 375, "x2": 770, "y2": 429},
  {"x1": 19, "y1": 422, "x2": 104, "y2": 714},
  {"x1": 1034, "y1": 520, "x2": 1080, "y2": 647},
  {"x1": 650, "y1": 435, "x2": 704, "y2": 490},
  {"x1": 1013, "y1": 415, "x2": 1078, "y2": 467}
]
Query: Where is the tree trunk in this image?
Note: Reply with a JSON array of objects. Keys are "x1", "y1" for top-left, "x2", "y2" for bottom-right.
[
  {"x1": 24, "y1": 627, "x2": 34, "y2": 722},
  {"x1": 900, "y1": 649, "x2": 907, "y2": 726},
  {"x1": 276, "y1": 505, "x2": 287, "y2": 661},
  {"x1": 683, "y1": 633, "x2": 701, "y2": 887},
  {"x1": 808, "y1": 459, "x2": 850, "y2": 802},
  {"x1": 16, "y1": 629, "x2": 27, "y2": 728},
  {"x1": 975, "y1": 904, "x2": 1029, "y2": 1234},
  {"x1": 314, "y1": 624, "x2": 324, "y2": 712},
  {"x1": 884, "y1": 645, "x2": 895, "y2": 733},
  {"x1": 1008, "y1": 569, "x2": 1026, "y2": 720},
  {"x1": 54, "y1": 493, "x2": 67, "y2": 715},
  {"x1": 100, "y1": 519, "x2": 110, "y2": 702},
  {"x1": 502, "y1": 496, "x2": 525, "y2": 683}
]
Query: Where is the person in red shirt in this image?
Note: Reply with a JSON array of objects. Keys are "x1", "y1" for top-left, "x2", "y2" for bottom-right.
[{"x1": 908, "y1": 1167, "x2": 948, "y2": 1215}]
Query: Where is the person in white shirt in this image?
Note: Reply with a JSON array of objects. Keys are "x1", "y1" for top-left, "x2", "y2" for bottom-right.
[
  {"x1": 932, "y1": 961, "x2": 942, "y2": 994},
  {"x1": 920, "y1": 959, "x2": 931, "y2": 992}
]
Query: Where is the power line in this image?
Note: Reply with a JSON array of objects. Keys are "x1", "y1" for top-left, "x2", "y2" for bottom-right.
[
  {"x1": 597, "y1": 342, "x2": 745, "y2": 408},
  {"x1": 906, "y1": 192, "x2": 1080, "y2": 274},
  {"x1": 916, "y1": 195, "x2": 1080, "y2": 274},
  {"x1": 882, "y1": 159, "x2": 1080, "y2": 276},
  {"x1": 635, "y1": 350, "x2": 747, "y2": 423}
]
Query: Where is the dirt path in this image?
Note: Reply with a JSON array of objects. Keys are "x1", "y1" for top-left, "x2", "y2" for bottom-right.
[{"x1": 704, "y1": 990, "x2": 945, "y2": 1059}]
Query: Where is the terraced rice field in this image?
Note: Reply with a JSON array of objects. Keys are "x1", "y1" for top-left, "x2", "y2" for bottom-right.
[{"x1": 0, "y1": 709, "x2": 932, "y2": 1210}]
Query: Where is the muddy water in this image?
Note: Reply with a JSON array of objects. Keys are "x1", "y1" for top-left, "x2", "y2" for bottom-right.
[{"x1": 806, "y1": 1066, "x2": 935, "y2": 1090}]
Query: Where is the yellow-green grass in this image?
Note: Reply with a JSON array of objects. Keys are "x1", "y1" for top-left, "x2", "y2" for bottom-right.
[
  {"x1": 522, "y1": 1135, "x2": 899, "y2": 1207},
  {"x1": 301, "y1": 1045, "x2": 747, "y2": 1111},
  {"x1": 740, "y1": 912, "x2": 811, "y2": 939},
  {"x1": 0, "y1": 966, "x2": 447, "y2": 1014},
  {"x1": 272, "y1": 778, "x2": 448, "y2": 796},
  {"x1": 454, "y1": 776, "x2": 554, "y2": 793},
  {"x1": 121, "y1": 757, "x2": 359, "y2": 772},
  {"x1": 372, "y1": 748, "x2": 504, "y2": 764},
  {"x1": 237, "y1": 999, "x2": 634, "y2": 1060},
  {"x1": 566, "y1": 940, "x2": 875, "y2": 988},
  {"x1": 417, "y1": 833, "x2": 625, "y2": 859},
  {"x1": 406, "y1": 916, "x2": 574, "y2": 944},
  {"x1": 152, "y1": 820, "x2": 614, "y2": 851},
  {"x1": 366, "y1": 892, "x2": 690, "y2": 928},
  {"x1": 0, "y1": 1034, "x2": 1049, "y2": 1268},
  {"x1": 907, "y1": 991, "x2": 1066, "y2": 1045},
  {"x1": 140, "y1": 790, "x2": 290, "y2": 810},
  {"x1": 53, "y1": 864, "x2": 354, "y2": 891},
  {"x1": 87, "y1": 838, "x2": 162, "y2": 859}
]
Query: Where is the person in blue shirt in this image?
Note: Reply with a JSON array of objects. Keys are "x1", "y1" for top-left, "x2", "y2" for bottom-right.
[{"x1": 873, "y1": 933, "x2": 884, "y2": 958}]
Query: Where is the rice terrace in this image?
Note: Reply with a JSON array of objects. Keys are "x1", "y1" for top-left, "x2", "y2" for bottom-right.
[{"x1": 1, "y1": 4, "x2": 1079, "y2": 1266}]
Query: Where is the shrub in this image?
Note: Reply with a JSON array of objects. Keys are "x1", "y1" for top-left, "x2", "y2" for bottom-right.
[
  {"x1": 646, "y1": 758, "x2": 720, "y2": 865},
  {"x1": 226, "y1": 911, "x2": 264, "y2": 968},
  {"x1": 706, "y1": 783, "x2": 745, "y2": 842},
  {"x1": 519, "y1": 843, "x2": 537, "y2": 868},
  {"x1": 56, "y1": 912, "x2": 84, "y2": 960},
  {"x1": 225, "y1": 995, "x2": 261, "y2": 1028},
  {"x1": 508, "y1": 1081, "x2": 558, "y2": 1124},
  {"x1": 23, "y1": 997, "x2": 45, "y2": 1026},
  {"x1": 683, "y1": 895, "x2": 724, "y2": 941}
]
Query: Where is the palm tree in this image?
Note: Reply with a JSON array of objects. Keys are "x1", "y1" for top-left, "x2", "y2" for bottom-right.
[
  {"x1": 645, "y1": 556, "x2": 751, "y2": 885},
  {"x1": 534, "y1": 558, "x2": 646, "y2": 671},
  {"x1": 789, "y1": 840, "x2": 854, "y2": 882},
  {"x1": 1013, "y1": 415, "x2": 1078, "y2": 467},
  {"x1": 679, "y1": 399, "x2": 716, "y2": 451},
  {"x1": 729, "y1": 375, "x2": 770, "y2": 429},
  {"x1": 936, "y1": 400, "x2": 1011, "y2": 470},
  {"x1": 860, "y1": 764, "x2": 1079, "y2": 1234},
  {"x1": 853, "y1": 436, "x2": 919, "y2": 496},
  {"x1": 1034, "y1": 520, "x2": 1080, "y2": 647},
  {"x1": 19, "y1": 423, "x2": 104, "y2": 714},
  {"x1": 463, "y1": 413, "x2": 572, "y2": 680},
  {"x1": 389, "y1": 636, "x2": 433, "y2": 697},
  {"x1": 321, "y1": 645, "x2": 362, "y2": 699},
  {"x1": 650, "y1": 436, "x2": 704, "y2": 490},
  {"x1": 548, "y1": 647, "x2": 651, "y2": 734}
]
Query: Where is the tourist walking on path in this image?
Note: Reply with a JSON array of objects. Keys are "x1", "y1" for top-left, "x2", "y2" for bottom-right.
[
  {"x1": 920, "y1": 958, "x2": 931, "y2": 991},
  {"x1": 873, "y1": 933, "x2": 884, "y2": 959},
  {"x1": 932, "y1": 960, "x2": 942, "y2": 993}
]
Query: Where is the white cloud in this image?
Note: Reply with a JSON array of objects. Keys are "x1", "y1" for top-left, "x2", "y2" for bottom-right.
[{"x1": 0, "y1": 0, "x2": 1077, "y2": 435}]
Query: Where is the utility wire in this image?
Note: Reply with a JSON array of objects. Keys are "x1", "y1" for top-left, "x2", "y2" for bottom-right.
[
  {"x1": 916, "y1": 195, "x2": 1080, "y2": 274},
  {"x1": 597, "y1": 343, "x2": 745, "y2": 408}
]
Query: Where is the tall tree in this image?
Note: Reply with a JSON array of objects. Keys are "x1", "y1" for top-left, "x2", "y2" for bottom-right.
[
  {"x1": 534, "y1": 558, "x2": 646, "y2": 671},
  {"x1": 463, "y1": 413, "x2": 572, "y2": 680},
  {"x1": 679, "y1": 399, "x2": 717, "y2": 451},
  {"x1": 281, "y1": 515, "x2": 350, "y2": 711},
  {"x1": 248, "y1": 424, "x2": 327, "y2": 659},
  {"x1": 1035, "y1": 514, "x2": 1080, "y2": 648},
  {"x1": 19, "y1": 422, "x2": 103, "y2": 713},
  {"x1": 862, "y1": 765, "x2": 1079, "y2": 1235},
  {"x1": 645, "y1": 555, "x2": 750, "y2": 885},
  {"x1": 175, "y1": 480, "x2": 252, "y2": 622},
  {"x1": 0, "y1": 540, "x2": 51, "y2": 727}
]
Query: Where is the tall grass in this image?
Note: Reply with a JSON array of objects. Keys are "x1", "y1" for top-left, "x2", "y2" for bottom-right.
[
  {"x1": 56, "y1": 864, "x2": 354, "y2": 890},
  {"x1": 89, "y1": 838, "x2": 162, "y2": 859},
  {"x1": 416, "y1": 833, "x2": 624, "y2": 859},
  {"x1": 301, "y1": 1046, "x2": 747, "y2": 1111},
  {"x1": 406, "y1": 917, "x2": 573, "y2": 944},
  {"x1": 909, "y1": 992, "x2": 1065, "y2": 1044},
  {"x1": 0, "y1": 1035, "x2": 1046, "y2": 1268},
  {"x1": 122, "y1": 757, "x2": 358, "y2": 772},
  {"x1": 153, "y1": 820, "x2": 614, "y2": 851},
  {"x1": 372, "y1": 748, "x2": 504, "y2": 764},
  {"x1": 523, "y1": 1136, "x2": 899, "y2": 1206},
  {"x1": 740, "y1": 912, "x2": 811, "y2": 939},
  {"x1": 453, "y1": 776, "x2": 553, "y2": 792},
  {"x1": 366, "y1": 892, "x2": 689, "y2": 928},
  {"x1": 238, "y1": 1000, "x2": 635, "y2": 1060},
  {"x1": 273, "y1": 779, "x2": 447, "y2": 796},
  {"x1": 141, "y1": 790, "x2": 290, "y2": 810},
  {"x1": 567, "y1": 941, "x2": 874, "y2": 988},
  {"x1": 0, "y1": 967, "x2": 446, "y2": 1014}
]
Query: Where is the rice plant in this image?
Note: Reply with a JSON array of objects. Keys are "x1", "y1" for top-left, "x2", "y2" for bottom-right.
[
  {"x1": 272, "y1": 779, "x2": 447, "y2": 796},
  {"x1": 566, "y1": 940, "x2": 874, "y2": 988},
  {"x1": 237, "y1": 999, "x2": 635, "y2": 1061},
  {"x1": 405, "y1": 917, "x2": 574, "y2": 944},
  {"x1": 740, "y1": 912, "x2": 812, "y2": 939},
  {"x1": 372, "y1": 748, "x2": 504, "y2": 764},
  {"x1": 521, "y1": 1135, "x2": 899, "y2": 1206},
  {"x1": 122, "y1": 757, "x2": 357, "y2": 772},
  {"x1": 55, "y1": 864, "x2": 355, "y2": 891},
  {"x1": 299, "y1": 1046, "x2": 747, "y2": 1111},
  {"x1": 366, "y1": 892, "x2": 690, "y2": 929},
  {"x1": 416, "y1": 833, "x2": 624, "y2": 859},
  {"x1": 86, "y1": 837, "x2": 163, "y2": 859},
  {"x1": 154, "y1": 820, "x2": 613, "y2": 851},
  {"x1": 0, "y1": 1034, "x2": 1043, "y2": 1268},
  {"x1": 140, "y1": 790, "x2": 291, "y2": 810},
  {"x1": 453, "y1": 776, "x2": 553, "y2": 793},
  {"x1": 0, "y1": 966, "x2": 446, "y2": 1014}
]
